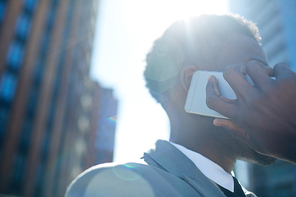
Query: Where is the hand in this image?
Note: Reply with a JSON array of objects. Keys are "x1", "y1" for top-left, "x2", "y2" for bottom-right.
[{"x1": 206, "y1": 61, "x2": 296, "y2": 164}]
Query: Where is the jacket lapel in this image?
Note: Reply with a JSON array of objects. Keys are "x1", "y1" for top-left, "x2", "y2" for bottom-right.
[{"x1": 144, "y1": 140, "x2": 225, "y2": 197}]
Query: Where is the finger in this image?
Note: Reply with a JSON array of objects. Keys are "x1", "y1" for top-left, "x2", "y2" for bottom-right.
[
  {"x1": 273, "y1": 62, "x2": 295, "y2": 79},
  {"x1": 207, "y1": 75, "x2": 220, "y2": 96},
  {"x1": 214, "y1": 118, "x2": 274, "y2": 157},
  {"x1": 214, "y1": 119, "x2": 271, "y2": 155},
  {"x1": 213, "y1": 119, "x2": 253, "y2": 144},
  {"x1": 248, "y1": 60, "x2": 273, "y2": 76},
  {"x1": 206, "y1": 76, "x2": 238, "y2": 118},
  {"x1": 223, "y1": 64, "x2": 252, "y2": 98},
  {"x1": 246, "y1": 60, "x2": 274, "y2": 88}
]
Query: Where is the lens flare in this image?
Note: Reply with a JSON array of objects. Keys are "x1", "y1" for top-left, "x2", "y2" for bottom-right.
[
  {"x1": 107, "y1": 116, "x2": 117, "y2": 123},
  {"x1": 112, "y1": 163, "x2": 142, "y2": 181}
]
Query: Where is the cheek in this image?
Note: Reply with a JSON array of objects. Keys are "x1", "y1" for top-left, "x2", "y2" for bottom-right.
[{"x1": 169, "y1": 85, "x2": 184, "y2": 102}]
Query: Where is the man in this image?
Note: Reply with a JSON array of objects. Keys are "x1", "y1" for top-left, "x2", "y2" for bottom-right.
[{"x1": 66, "y1": 14, "x2": 289, "y2": 196}]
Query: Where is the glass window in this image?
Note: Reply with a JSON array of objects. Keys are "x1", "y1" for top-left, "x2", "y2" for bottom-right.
[
  {"x1": 23, "y1": 0, "x2": 38, "y2": 13},
  {"x1": 40, "y1": 33, "x2": 50, "y2": 57},
  {"x1": 0, "y1": 1, "x2": 7, "y2": 24},
  {"x1": 11, "y1": 153, "x2": 26, "y2": 190},
  {"x1": 33, "y1": 60, "x2": 44, "y2": 83},
  {"x1": 47, "y1": 8, "x2": 56, "y2": 32},
  {"x1": 0, "y1": 71, "x2": 18, "y2": 102},
  {"x1": 0, "y1": 107, "x2": 9, "y2": 139},
  {"x1": 6, "y1": 41, "x2": 24, "y2": 69},
  {"x1": 41, "y1": 131, "x2": 50, "y2": 162},
  {"x1": 15, "y1": 12, "x2": 32, "y2": 40},
  {"x1": 20, "y1": 118, "x2": 32, "y2": 153},
  {"x1": 35, "y1": 161, "x2": 45, "y2": 193},
  {"x1": 27, "y1": 85, "x2": 39, "y2": 117}
]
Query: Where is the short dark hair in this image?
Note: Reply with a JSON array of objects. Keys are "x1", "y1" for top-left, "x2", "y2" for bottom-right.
[{"x1": 144, "y1": 14, "x2": 261, "y2": 103}]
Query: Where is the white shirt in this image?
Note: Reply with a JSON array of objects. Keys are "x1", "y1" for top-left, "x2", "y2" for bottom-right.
[{"x1": 170, "y1": 142, "x2": 234, "y2": 192}]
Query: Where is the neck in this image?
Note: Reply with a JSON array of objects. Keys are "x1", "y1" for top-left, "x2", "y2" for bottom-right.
[{"x1": 170, "y1": 113, "x2": 237, "y2": 173}]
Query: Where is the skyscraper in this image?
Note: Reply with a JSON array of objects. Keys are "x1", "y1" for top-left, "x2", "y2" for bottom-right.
[
  {"x1": 0, "y1": 0, "x2": 118, "y2": 196},
  {"x1": 229, "y1": 0, "x2": 296, "y2": 71},
  {"x1": 229, "y1": 1, "x2": 296, "y2": 196},
  {"x1": 95, "y1": 88, "x2": 117, "y2": 164}
]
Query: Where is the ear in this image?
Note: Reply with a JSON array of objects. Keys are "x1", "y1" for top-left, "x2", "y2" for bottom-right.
[{"x1": 180, "y1": 65, "x2": 198, "y2": 92}]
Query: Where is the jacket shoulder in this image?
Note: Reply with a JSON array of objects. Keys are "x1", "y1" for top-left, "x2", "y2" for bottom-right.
[
  {"x1": 66, "y1": 162, "x2": 148, "y2": 196},
  {"x1": 66, "y1": 161, "x2": 198, "y2": 197}
]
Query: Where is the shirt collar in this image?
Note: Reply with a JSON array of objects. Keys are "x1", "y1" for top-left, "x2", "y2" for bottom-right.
[{"x1": 170, "y1": 142, "x2": 234, "y2": 192}]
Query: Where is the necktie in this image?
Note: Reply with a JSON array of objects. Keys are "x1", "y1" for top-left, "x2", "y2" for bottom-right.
[{"x1": 218, "y1": 177, "x2": 246, "y2": 197}]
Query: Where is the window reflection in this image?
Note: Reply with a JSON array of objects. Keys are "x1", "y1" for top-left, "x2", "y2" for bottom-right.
[
  {"x1": 6, "y1": 41, "x2": 24, "y2": 70},
  {"x1": 0, "y1": 1, "x2": 7, "y2": 25},
  {"x1": 0, "y1": 107, "x2": 9, "y2": 142},
  {"x1": 23, "y1": 0, "x2": 39, "y2": 14},
  {"x1": 0, "y1": 71, "x2": 18, "y2": 102},
  {"x1": 15, "y1": 12, "x2": 32, "y2": 40}
]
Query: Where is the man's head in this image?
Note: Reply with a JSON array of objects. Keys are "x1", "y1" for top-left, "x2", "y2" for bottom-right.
[
  {"x1": 144, "y1": 14, "x2": 275, "y2": 167},
  {"x1": 144, "y1": 14, "x2": 261, "y2": 102}
]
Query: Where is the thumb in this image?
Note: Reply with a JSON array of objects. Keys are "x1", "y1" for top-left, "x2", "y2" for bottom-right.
[
  {"x1": 213, "y1": 119, "x2": 251, "y2": 141},
  {"x1": 213, "y1": 119, "x2": 269, "y2": 157}
]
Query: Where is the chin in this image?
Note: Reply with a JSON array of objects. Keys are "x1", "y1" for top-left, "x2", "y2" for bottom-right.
[
  {"x1": 238, "y1": 149, "x2": 277, "y2": 166},
  {"x1": 223, "y1": 130, "x2": 277, "y2": 166}
]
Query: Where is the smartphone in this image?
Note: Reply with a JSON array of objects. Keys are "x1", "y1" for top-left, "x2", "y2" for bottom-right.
[{"x1": 184, "y1": 70, "x2": 254, "y2": 119}]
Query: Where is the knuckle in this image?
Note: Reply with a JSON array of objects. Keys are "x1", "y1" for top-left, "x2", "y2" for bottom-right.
[
  {"x1": 246, "y1": 62, "x2": 260, "y2": 73},
  {"x1": 248, "y1": 61, "x2": 272, "y2": 76},
  {"x1": 274, "y1": 62, "x2": 292, "y2": 76},
  {"x1": 223, "y1": 66, "x2": 234, "y2": 79},
  {"x1": 247, "y1": 60, "x2": 262, "y2": 67},
  {"x1": 274, "y1": 62, "x2": 289, "y2": 69},
  {"x1": 223, "y1": 64, "x2": 245, "y2": 79}
]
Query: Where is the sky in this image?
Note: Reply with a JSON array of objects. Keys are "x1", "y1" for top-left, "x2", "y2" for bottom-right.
[{"x1": 90, "y1": 0, "x2": 229, "y2": 163}]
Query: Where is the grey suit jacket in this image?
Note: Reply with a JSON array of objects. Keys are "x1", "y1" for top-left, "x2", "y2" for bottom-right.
[{"x1": 66, "y1": 140, "x2": 256, "y2": 197}]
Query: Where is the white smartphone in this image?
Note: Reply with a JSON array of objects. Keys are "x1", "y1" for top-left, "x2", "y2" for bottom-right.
[{"x1": 184, "y1": 70, "x2": 254, "y2": 119}]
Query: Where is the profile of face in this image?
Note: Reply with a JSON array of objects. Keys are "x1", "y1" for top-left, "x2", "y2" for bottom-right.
[{"x1": 190, "y1": 33, "x2": 276, "y2": 165}]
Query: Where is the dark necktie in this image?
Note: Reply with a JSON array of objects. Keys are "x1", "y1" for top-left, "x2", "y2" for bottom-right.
[{"x1": 217, "y1": 177, "x2": 246, "y2": 197}]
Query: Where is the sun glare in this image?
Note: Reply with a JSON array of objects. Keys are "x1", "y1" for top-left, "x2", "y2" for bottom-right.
[
  {"x1": 159, "y1": 0, "x2": 228, "y2": 20},
  {"x1": 123, "y1": 0, "x2": 228, "y2": 30},
  {"x1": 94, "y1": 0, "x2": 229, "y2": 163}
]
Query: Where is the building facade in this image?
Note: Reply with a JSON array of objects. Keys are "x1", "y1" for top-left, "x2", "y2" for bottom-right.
[
  {"x1": 229, "y1": 0, "x2": 296, "y2": 196},
  {"x1": 0, "y1": 0, "x2": 117, "y2": 197},
  {"x1": 229, "y1": 0, "x2": 296, "y2": 71},
  {"x1": 95, "y1": 88, "x2": 117, "y2": 164}
]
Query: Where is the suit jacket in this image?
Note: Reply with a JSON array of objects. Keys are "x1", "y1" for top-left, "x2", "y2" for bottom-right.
[{"x1": 66, "y1": 140, "x2": 256, "y2": 197}]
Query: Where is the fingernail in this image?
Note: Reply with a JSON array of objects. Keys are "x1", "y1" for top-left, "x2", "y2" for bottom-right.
[
  {"x1": 213, "y1": 119, "x2": 220, "y2": 126},
  {"x1": 207, "y1": 75, "x2": 213, "y2": 81},
  {"x1": 248, "y1": 60, "x2": 261, "y2": 65}
]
